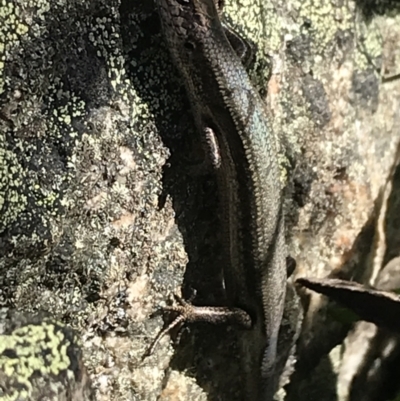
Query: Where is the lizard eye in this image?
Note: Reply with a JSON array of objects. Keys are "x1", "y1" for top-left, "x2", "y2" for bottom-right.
[{"x1": 184, "y1": 40, "x2": 196, "y2": 51}]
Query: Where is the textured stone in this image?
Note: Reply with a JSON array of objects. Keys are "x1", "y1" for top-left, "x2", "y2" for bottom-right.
[{"x1": 0, "y1": 0, "x2": 399, "y2": 400}]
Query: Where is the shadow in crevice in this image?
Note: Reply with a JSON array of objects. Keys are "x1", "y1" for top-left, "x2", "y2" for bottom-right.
[
  {"x1": 287, "y1": 144, "x2": 400, "y2": 400},
  {"x1": 354, "y1": 0, "x2": 400, "y2": 21},
  {"x1": 347, "y1": 154, "x2": 400, "y2": 401},
  {"x1": 285, "y1": 192, "x2": 381, "y2": 400},
  {"x1": 348, "y1": 329, "x2": 400, "y2": 401}
]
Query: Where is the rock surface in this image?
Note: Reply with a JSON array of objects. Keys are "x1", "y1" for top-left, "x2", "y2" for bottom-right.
[{"x1": 1, "y1": 0, "x2": 399, "y2": 400}]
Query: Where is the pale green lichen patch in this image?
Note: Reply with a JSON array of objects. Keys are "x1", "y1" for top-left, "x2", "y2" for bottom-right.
[
  {"x1": 297, "y1": 0, "x2": 353, "y2": 51},
  {"x1": 1, "y1": 322, "x2": 70, "y2": 383},
  {"x1": 354, "y1": 16, "x2": 383, "y2": 71},
  {"x1": 0, "y1": 312, "x2": 93, "y2": 401},
  {"x1": 0, "y1": 0, "x2": 131, "y2": 241},
  {"x1": 223, "y1": 0, "x2": 280, "y2": 91},
  {"x1": 0, "y1": 131, "x2": 27, "y2": 233},
  {"x1": 225, "y1": 0, "x2": 282, "y2": 52},
  {"x1": 0, "y1": 1, "x2": 30, "y2": 231},
  {"x1": 1, "y1": 0, "x2": 181, "y2": 399},
  {"x1": 0, "y1": 0, "x2": 29, "y2": 95}
]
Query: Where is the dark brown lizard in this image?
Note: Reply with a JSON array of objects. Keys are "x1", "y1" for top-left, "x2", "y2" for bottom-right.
[{"x1": 152, "y1": 0, "x2": 287, "y2": 399}]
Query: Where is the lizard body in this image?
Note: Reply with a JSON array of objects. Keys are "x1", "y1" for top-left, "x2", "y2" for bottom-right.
[{"x1": 155, "y1": 0, "x2": 287, "y2": 398}]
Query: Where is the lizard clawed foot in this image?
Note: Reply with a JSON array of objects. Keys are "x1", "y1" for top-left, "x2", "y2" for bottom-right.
[
  {"x1": 142, "y1": 293, "x2": 252, "y2": 360},
  {"x1": 141, "y1": 294, "x2": 198, "y2": 360}
]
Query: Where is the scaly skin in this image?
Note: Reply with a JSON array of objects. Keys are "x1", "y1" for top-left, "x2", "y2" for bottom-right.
[{"x1": 155, "y1": 0, "x2": 287, "y2": 399}]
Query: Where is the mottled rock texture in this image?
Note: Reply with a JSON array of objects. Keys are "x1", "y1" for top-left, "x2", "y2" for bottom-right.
[{"x1": 0, "y1": 0, "x2": 399, "y2": 400}]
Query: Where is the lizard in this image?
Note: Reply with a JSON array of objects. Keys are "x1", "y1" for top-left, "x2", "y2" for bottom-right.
[{"x1": 152, "y1": 0, "x2": 287, "y2": 399}]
